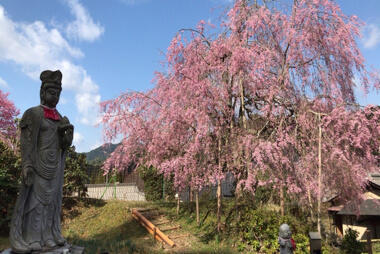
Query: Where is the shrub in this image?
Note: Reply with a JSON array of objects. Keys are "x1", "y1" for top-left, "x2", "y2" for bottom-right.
[
  {"x1": 63, "y1": 146, "x2": 89, "y2": 198},
  {"x1": 234, "y1": 206, "x2": 309, "y2": 253},
  {"x1": 137, "y1": 165, "x2": 174, "y2": 201},
  {"x1": 340, "y1": 228, "x2": 364, "y2": 254},
  {"x1": 0, "y1": 141, "x2": 21, "y2": 234}
]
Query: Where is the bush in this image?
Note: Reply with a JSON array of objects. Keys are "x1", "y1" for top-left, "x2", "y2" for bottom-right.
[
  {"x1": 0, "y1": 141, "x2": 21, "y2": 234},
  {"x1": 137, "y1": 165, "x2": 174, "y2": 201},
  {"x1": 63, "y1": 146, "x2": 89, "y2": 198},
  {"x1": 340, "y1": 228, "x2": 364, "y2": 254},
  {"x1": 234, "y1": 206, "x2": 309, "y2": 253},
  {"x1": 322, "y1": 241, "x2": 341, "y2": 254}
]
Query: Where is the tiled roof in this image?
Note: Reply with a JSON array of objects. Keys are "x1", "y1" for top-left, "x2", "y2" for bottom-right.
[
  {"x1": 337, "y1": 199, "x2": 380, "y2": 216},
  {"x1": 327, "y1": 205, "x2": 344, "y2": 212},
  {"x1": 369, "y1": 173, "x2": 380, "y2": 187}
]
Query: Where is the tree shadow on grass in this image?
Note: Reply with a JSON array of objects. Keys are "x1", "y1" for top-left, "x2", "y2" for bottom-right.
[
  {"x1": 63, "y1": 197, "x2": 107, "y2": 209},
  {"x1": 64, "y1": 214, "x2": 237, "y2": 254},
  {"x1": 62, "y1": 197, "x2": 106, "y2": 221},
  {"x1": 175, "y1": 249, "x2": 237, "y2": 254},
  {"x1": 65, "y1": 214, "x2": 159, "y2": 254}
]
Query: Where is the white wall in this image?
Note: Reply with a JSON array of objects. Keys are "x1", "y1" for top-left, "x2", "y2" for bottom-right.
[{"x1": 85, "y1": 184, "x2": 146, "y2": 201}]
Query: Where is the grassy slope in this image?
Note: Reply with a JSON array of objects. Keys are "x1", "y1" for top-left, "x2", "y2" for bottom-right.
[
  {"x1": 62, "y1": 198, "x2": 154, "y2": 254},
  {"x1": 61, "y1": 198, "x2": 235, "y2": 254}
]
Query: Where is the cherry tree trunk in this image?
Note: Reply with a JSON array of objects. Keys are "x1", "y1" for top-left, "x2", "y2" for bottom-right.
[
  {"x1": 308, "y1": 189, "x2": 315, "y2": 224},
  {"x1": 239, "y1": 78, "x2": 247, "y2": 129},
  {"x1": 189, "y1": 187, "x2": 193, "y2": 202}
]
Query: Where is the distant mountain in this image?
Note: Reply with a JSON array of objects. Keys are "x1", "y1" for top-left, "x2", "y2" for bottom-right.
[{"x1": 84, "y1": 143, "x2": 119, "y2": 164}]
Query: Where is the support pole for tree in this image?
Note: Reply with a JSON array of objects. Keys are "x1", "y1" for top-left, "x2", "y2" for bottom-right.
[
  {"x1": 307, "y1": 189, "x2": 315, "y2": 223},
  {"x1": 162, "y1": 177, "x2": 165, "y2": 201},
  {"x1": 196, "y1": 191, "x2": 199, "y2": 225},
  {"x1": 176, "y1": 192, "x2": 180, "y2": 215},
  {"x1": 217, "y1": 178, "x2": 221, "y2": 233},
  {"x1": 317, "y1": 113, "x2": 322, "y2": 234},
  {"x1": 280, "y1": 186, "x2": 284, "y2": 216},
  {"x1": 217, "y1": 137, "x2": 222, "y2": 233},
  {"x1": 308, "y1": 110, "x2": 326, "y2": 234}
]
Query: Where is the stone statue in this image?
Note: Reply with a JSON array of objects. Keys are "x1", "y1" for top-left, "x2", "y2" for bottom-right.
[
  {"x1": 9, "y1": 70, "x2": 74, "y2": 253},
  {"x1": 278, "y1": 223, "x2": 296, "y2": 254}
]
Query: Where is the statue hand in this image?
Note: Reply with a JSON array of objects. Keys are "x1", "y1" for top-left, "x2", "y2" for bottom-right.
[
  {"x1": 64, "y1": 126, "x2": 74, "y2": 146},
  {"x1": 22, "y1": 166, "x2": 34, "y2": 186},
  {"x1": 59, "y1": 116, "x2": 74, "y2": 149},
  {"x1": 58, "y1": 116, "x2": 73, "y2": 133},
  {"x1": 60, "y1": 116, "x2": 70, "y2": 125}
]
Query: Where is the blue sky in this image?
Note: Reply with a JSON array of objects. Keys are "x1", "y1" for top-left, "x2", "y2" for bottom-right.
[{"x1": 0, "y1": 0, "x2": 379, "y2": 152}]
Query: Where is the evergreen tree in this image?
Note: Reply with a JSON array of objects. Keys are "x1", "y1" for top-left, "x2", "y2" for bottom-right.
[{"x1": 64, "y1": 146, "x2": 90, "y2": 197}]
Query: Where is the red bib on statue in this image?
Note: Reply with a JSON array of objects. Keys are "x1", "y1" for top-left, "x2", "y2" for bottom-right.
[{"x1": 43, "y1": 107, "x2": 60, "y2": 121}]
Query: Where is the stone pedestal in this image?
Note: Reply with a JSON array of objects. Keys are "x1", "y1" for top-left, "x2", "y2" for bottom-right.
[{"x1": 1, "y1": 244, "x2": 84, "y2": 254}]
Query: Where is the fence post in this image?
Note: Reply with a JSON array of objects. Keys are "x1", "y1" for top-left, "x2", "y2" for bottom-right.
[{"x1": 366, "y1": 229, "x2": 372, "y2": 254}]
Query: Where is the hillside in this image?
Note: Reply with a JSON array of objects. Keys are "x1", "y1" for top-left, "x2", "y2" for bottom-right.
[{"x1": 84, "y1": 143, "x2": 118, "y2": 164}]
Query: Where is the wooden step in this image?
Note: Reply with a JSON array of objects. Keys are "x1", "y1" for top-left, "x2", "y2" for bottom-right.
[
  {"x1": 154, "y1": 220, "x2": 171, "y2": 226},
  {"x1": 131, "y1": 208, "x2": 176, "y2": 247},
  {"x1": 161, "y1": 225, "x2": 181, "y2": 232},
  {"x1": 171, "y1": 234, "x2": 190, "y2": 239}
]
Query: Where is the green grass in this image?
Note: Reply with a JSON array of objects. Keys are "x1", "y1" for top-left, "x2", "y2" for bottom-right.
[
  {"x1": 0, "y1": 236, "x2": 9, "y2": 251},
  {"x1": 62, "y1": 198, "x2": 160, "y2": 254},
  {"x1": 149, "y1": 198, "x2": 241, "y2": 252},
  {"x1": 61, "y1": 197, "x2": 237, "y2": 254},
  {"x1": 373, "y1": 242, "x2": 380, "y2": 253},
  {"x1": 0, "y1": 197, "x2": 238, "y2": 253}
]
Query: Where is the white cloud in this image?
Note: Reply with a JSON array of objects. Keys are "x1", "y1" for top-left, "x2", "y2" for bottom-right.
[
  {"x1": 362, "y1": 23, "x2": 380, "y2": 49},
  {"x1": 59, "y1": 60, "x2": 101, "y2": 125},
  {"x1": 65, "y1": 0, "x2": 104, "y2": 42},
  {"x1": 73, "y1": 132, "x2": 84, "y2": 145},
  {"x1": 76, "y1": 92, "x2": 101, "y2": 125},
  {"x1": 0, "y1": 7, "x2": 83, "y2": 68},
  {"x1": 0, "y1": 5, "x2": 102, "y2": 125},
  {"x1": 0, "y1": 77, "x2": 9, "y2": 89}
]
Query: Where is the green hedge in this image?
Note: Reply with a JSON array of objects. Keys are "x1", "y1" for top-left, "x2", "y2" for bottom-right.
[
  {"x1": 234, "y1": 206, "x2": 309, "y2": 253},
  {"x1": 137, "y1": 165, "x2": 174, "y2": 201}
]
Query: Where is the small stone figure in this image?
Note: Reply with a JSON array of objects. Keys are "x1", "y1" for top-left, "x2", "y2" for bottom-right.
[
  {"x1": 279, "y1": 223, "x2": 296, "y2": 254},
  {"x1": 9, "y1": 70, "x2": 74, "y2": 253}
]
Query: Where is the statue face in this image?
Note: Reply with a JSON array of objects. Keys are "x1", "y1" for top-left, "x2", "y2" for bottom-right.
[{"x1": 43, "y1": 86, "x2": 61, "y2": 108}]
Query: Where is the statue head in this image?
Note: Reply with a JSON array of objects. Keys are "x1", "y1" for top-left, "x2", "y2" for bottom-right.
[
  {"x1": 40, "y1": 70, "x2": 62, "y2": 108},
  {"x1": 279, "y1": 223, "x2": 292, "y2": 239}
]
